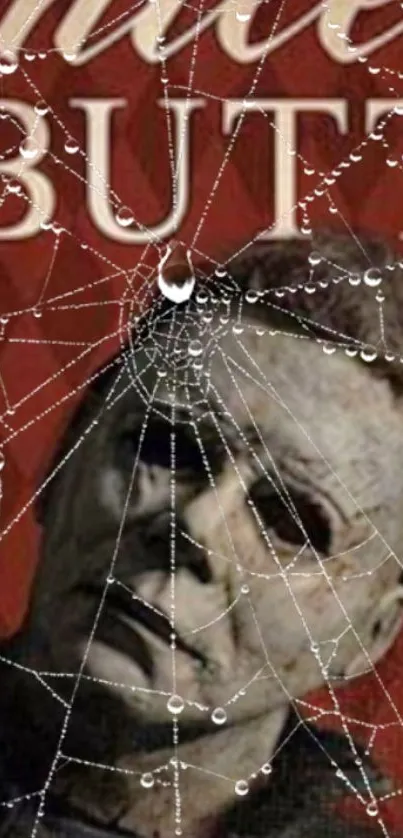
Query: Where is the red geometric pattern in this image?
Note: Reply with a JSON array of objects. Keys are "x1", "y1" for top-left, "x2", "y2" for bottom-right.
[{"x1": 1, "y1": 1, "x2": 403, "y2": 831}]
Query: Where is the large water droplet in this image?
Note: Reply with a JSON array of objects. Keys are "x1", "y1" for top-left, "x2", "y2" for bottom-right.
[
  {"x1": 158, "y1": 244, "x2": 196, "y2": 303},
  {"x1": 140, "y1": 773, "x2": 155, "y2": 788},
  {"x1": 167, "y1": 694, "x2": 184, "y2": 714},
  {"x1": 196, "y1": 289, "x2": 208, "y2": 304},
  {"x1": 116, "y1": 206, "x2": 134, "y2": 227},
  {"x1": 6, "y1": 179, "x2": 22, "y2": 195},
  {"x1": 235, "y1": 780, "x2": 249, "y2": 796},
  {"x1": 188, "y1": 340, "x2": 203, "y2": 357},
  {"x1": 348, "y1": 274, "x2": 361, "y2": 287},
  {"x1": 19, "y1": 138, "x2": 39, "y2": 160},
  {"x1": 64, "y1": 137, "x2": 79, "y2": 155},
  {"x1": 322, "y1": 344, "x2": 336, "y2": 355},
  {"x1": 364, "y1": 267, "x2": 382, "y2": 287},
  {"x1": 245, "y1": 288, "x2": 259, "y2": 304},
  {"x1": 366, "y1": 802, "x2": 378, "y2": 817},
  {"x1": 211, "y1": 707, "x2": 227, "y2": 725},
  {"x1": 35, "y1": 101, "x2": 49, "y2": 116},
  {"x1": 360, "y1": 348, "x2": 377, "y2": 363},
  {"x1": 0, "y1": 52, "x2": 18, "y2": 75},
  {"x1": 308, "y1": 251, "x2": 322, "y2": 266}
]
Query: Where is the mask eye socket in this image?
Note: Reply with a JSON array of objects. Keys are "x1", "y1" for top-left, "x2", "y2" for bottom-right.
[
  {"x1": 248, "y1": 478, "x2": 331, "y2": 555},
  {"x1": 116, "y1": 417, "x2": 226, "y2": 475}
]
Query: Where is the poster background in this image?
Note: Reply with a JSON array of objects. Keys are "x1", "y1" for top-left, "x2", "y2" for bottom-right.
[{"x1": 1, "y1": 1, "x2": 403, "y2": 831}]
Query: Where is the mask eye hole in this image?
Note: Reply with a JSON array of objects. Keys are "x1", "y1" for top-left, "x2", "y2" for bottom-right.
[
  {"x1": 116, "y1": 417, "x2": 226, "y2": 475},
  {"x1": 248, "y1": 479, "x2": 331, "y2": 555}
]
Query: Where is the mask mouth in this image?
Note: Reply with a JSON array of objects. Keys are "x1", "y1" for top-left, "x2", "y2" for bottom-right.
[
  {"x1": 84, "y1": 583, "x2": 208, "y2": 676},
  {"x1": 344, "y1": 583, "x2": 403, "y2": 679}
]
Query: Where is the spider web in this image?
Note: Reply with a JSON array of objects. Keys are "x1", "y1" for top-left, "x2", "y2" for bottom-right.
[{"x1": 0, "y1": 1, "x2": 403, "y2": 836}]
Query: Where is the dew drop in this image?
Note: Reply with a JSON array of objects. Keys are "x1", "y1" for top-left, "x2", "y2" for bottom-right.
[
  {"x1": 308, "y1": 251, "x2": 322, "y2": 266},
  {"x1": 304, "y1": 283, "x2": 316, "y2": 295},
  {"x1": 386, "y1": 158, "x2": 398, "y2": 168},
  {"x1": 348, "y1": 274, "x2": 361, "y2": 286},
  {"x1": 19, "y1": 138, "x2": 39, "y2": 160},
  {"x1": 366, "y1": 802, "x2": 378, "y2": 817},
  {"x1": 196, "y1": 289, "x2": 208, "y2": 304},
  {"x1": 6, "y1": 179, "x2": 22, "y2": 195},
  {"x1": 167, "y1": 694, "x2": 185, "y2": 714},
  {"x1": 116, "y1": 206, "x2": 134, "y2": 227},
  {"x1": 64, "y1": 137, "x2": 79, "y2": 155},
  {"x1": 345, "y1": 347, "x2": 358, "y2": 357},
  {"x1": 364, "y1": 267, "x2": 382, "y2": 287},
  {"x1": 24, "y1": 50, "x2": 36, "y2": 61},
  {"x1": 211, "y1": 707, "x2": 227, "y2": 725},
  {"x1": 245, "y1": 288, "x2": 259, "y2": 304},
  {"x1": 261, "y1": 762, "x2": 272, "y2": 775},
  {"x1": 140, "y1": 772, "x2": 155, "y2": 788},
  {"x1": 236, "y1": 11, "x2": 251, "y2": 21},
  {"x1": 158, "y1": 271, "x2": 195, "y2": 304},
  {"x1": 35, "y1": 100, "x2": 49, "y2": 116},
  {"x1": 322, "y1": 344, "x2": 336, "y2": 355},
  {"x1": 32, "y1": 307, "x2": 42, "y2": 318},
  {"x1": 376, "y1": 290, "x2": 385, "y2": 303},
  {"x1": 188, "y1": 340, "x2": 203, "y2": 357},
  {"x1": 385, "y1": 352, "x2": 395, "y2": 362},
  {"x1": 0, "y1": 452, "x2": 5, "y2": 471},
  {"x1": 62, "y1": 50, "x2": 78, "y2": 62},
  {"x1": 241, "y1": 584, "x2": 250, "y2": 594},
  {"x1": 0, "y1": 51, "x2": 18, "y2": 74},
  {"x1": 360, "y1": 348, "x2": 377, "y2": 363},
  {"x1": 235, "y1": 780, "x2": 249, "y2": 796},
  {"x1": 232, "y1": 323, "x2": 244, "y2": 335}
]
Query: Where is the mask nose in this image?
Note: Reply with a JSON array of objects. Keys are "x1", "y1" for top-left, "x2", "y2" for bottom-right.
[{"x1": 143, "y1": 508, "x2": 213, "y2": 584}]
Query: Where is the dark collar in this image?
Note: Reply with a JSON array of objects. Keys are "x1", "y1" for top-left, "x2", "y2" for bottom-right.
[{"x1": 0, "y1": 792, "x2": 142, "y2": 838}]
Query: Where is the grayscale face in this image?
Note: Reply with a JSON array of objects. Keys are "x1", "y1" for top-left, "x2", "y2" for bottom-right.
[
  {"x1": 27, "y1": 304, "x2": 403, "y2": 718},
  {"x1": 11, "y1": 256, "x2": 403, "y2": 835}
]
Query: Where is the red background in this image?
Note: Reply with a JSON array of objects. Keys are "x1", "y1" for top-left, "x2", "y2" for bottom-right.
[{"x1": 1, "y1": 1, "x2": 403, "y2": 831}]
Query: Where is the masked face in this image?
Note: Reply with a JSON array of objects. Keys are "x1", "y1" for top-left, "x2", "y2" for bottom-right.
[{"x1": 9, "y1": 234, "x2": 403, "y2": 836}]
